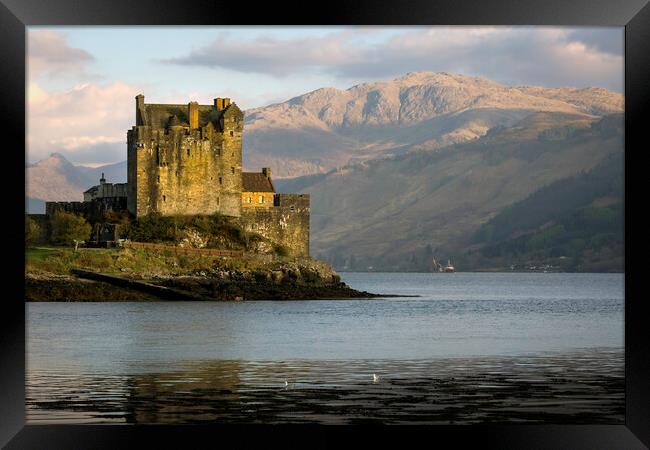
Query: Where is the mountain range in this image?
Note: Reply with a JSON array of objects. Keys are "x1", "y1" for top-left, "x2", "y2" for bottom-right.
[{"x1": 242, "y1": 71, "x2": 622, "y2": 178}]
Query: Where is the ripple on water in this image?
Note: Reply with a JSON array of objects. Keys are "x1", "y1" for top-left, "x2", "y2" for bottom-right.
[{"x1": 26, "y1": 348, "x2": 624, "y2": 424}]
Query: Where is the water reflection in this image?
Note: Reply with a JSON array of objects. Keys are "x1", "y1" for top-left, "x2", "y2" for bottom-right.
[{"x1": 27, "y1": 348, "x2": 624, "y2": 424}]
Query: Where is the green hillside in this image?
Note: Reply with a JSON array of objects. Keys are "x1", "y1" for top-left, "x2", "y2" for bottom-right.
[{"x1": 464, "y1": 151, "x2": 623, "y2": 272}]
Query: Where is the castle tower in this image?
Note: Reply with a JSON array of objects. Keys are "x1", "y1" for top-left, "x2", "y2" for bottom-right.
[{"x1": 127, "y1": 94, "x2": 244, "y2": 217}]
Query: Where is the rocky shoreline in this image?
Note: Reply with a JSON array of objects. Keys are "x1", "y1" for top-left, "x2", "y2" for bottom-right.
[
  {"x1": 25, "y1": 272, "x2": 161, "y2": 302},
  {"x1": 152, "y1": 261, "x2": 379, "y2": 300},
  {"x1": 25, "y1": 260, "x2": 381, "y2": 302}
]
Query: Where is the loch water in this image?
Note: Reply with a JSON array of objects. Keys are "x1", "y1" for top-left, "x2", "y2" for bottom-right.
[{"x1": 26, "y1": 272, "x2": 624, "y2": 424}]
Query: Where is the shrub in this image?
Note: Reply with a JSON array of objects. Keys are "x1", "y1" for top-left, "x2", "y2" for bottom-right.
[
  {"x1": 50, "y1": 211, "x2": 92, "y2": 246},
  {"x1": 25, "y1": 216, "x2": 40, "y2": 247},
  {"x1": 127, "y1": 212, "x2": 268, "y2": 252},
  {"x1": 273, "y1": 244, "x2": 290, "y2": 257},
  {"x1": 127, "y1": 213, "x2": 176, "y2": 242},
  {"x1": 103, "y1": 210, "x2": 131, "y2": 238}
]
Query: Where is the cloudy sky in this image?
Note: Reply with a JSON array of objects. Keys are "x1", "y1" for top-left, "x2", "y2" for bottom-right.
[{"x1": 27, "y1": 26, "x2": 624, "y2": 167}]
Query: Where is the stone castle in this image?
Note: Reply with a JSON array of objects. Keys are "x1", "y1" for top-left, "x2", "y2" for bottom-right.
[{"x1": 45, "y1": 95, "x2": 310, "y2": 257}]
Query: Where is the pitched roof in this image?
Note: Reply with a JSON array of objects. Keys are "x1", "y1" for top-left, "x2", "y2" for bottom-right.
[{"x1": 242, "y1": 172, "x2": 275, "y2": 192}]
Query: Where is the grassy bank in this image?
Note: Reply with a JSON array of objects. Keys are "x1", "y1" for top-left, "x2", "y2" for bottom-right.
[{"x1": 26, "y1": 246, "x2": 297, "y2": 278}]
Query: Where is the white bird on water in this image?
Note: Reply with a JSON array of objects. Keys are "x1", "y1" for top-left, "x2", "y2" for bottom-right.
[
  {"x1": 373, "y1": 373, "x2": 380, "y2": 383},
  {"x1": 284, "y1": 380, "x2": 289, "y2": 387}
]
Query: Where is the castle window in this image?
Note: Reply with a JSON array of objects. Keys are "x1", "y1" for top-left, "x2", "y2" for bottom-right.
[
  {"x1": 219, "y1": 177, "x2": 222, "y2": 184},
  {"x1": 187, "y1": 148, "x2": 190, "y2": 156},
  {"x1": 230, "y1": 131, "x2": 234, "y2": 137},
  {"x1": 217, "y1": 197, "x2": 220, "y2": 205},
  {"x1": 231, "y1": 167, "x2": 235, "y2": 174},
  {"x1": 163, "y1": 195, "x2": 166, "y2": 202},
  {"x1": 157, "y1": 175, "x2": 160, "y2": 182},
  {"x1": 247, "y1": 197, "x2": 252, "y2": 203},
  {"x1": 290, "y1": 206, "x2": 295, "y2": 212},
  {"x1": 258, "y1": 195, "x2": 264, "y2": 204}
]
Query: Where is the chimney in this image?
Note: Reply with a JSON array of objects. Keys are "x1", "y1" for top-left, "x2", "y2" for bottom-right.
[
  {"x1": 135, "y1": 94, "x2": 145, "y2": 125},
  {"x1": 214, "y1": 98, "x2": 224, "y2": 110},
  {"x1": 262, "y1": 167, "x2": 271, "y2": 179},
  {"x1": 100, "y1": 172, "x2": 106, "y2": 184},
  {"x1": 223, "y1": 98, "x2": 231, "y2": 108},
  {"x1": 188, "y1": 101, "x2": 199, "y2": 129}
]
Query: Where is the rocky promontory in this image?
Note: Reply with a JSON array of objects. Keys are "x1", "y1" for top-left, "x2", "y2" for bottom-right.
[
  {"x1": 152, "y1": 260, "x2": 378, "y2": 300},
  {"x1": 25, "y1": 247, "x2": 379, "y2": 302}
]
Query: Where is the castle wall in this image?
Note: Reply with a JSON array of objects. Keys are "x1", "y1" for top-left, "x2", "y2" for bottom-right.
[
  {"x1": 92, "y1": 183, "x2": 127, "y2": 201},
  {"x1": 239, "y1": 194, "x2": 310, "y2": 257},
  {"x1": 84, "y1": 183, "x2": 128, "y2": 202},
  {"x1": 127, "y1": 127, "x2": 137, "y2": 215},
  {"x1": 46, "y1": 197, "x2": 127, "y2": 223},
  {"x1": 242, "y1": 191, "x2": 274, "y2": 208}
]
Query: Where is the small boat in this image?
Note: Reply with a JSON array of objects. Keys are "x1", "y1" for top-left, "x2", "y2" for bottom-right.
[
  {"x1": 443, "y1": 260, "x2": 455, "y2": 273},
  {"x1": 432, "y1": 257, "x2": 455, "y2": 272}
]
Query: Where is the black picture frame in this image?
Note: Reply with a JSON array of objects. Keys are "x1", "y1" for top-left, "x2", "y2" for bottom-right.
[{"x1": 3, "y1": 0, "x2": 648, "y2": 448}]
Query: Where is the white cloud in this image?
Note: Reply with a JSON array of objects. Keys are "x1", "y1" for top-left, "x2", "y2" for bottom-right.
[
  {"x1": 27, "y1": 81, "x2": 141, "y2": 165},
  {"x1": 28, "y1": 30, "x2": 96, "y2": 78},
  {"x1": 160, "y1": 27, "x2": 623, "y2": 91}
]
